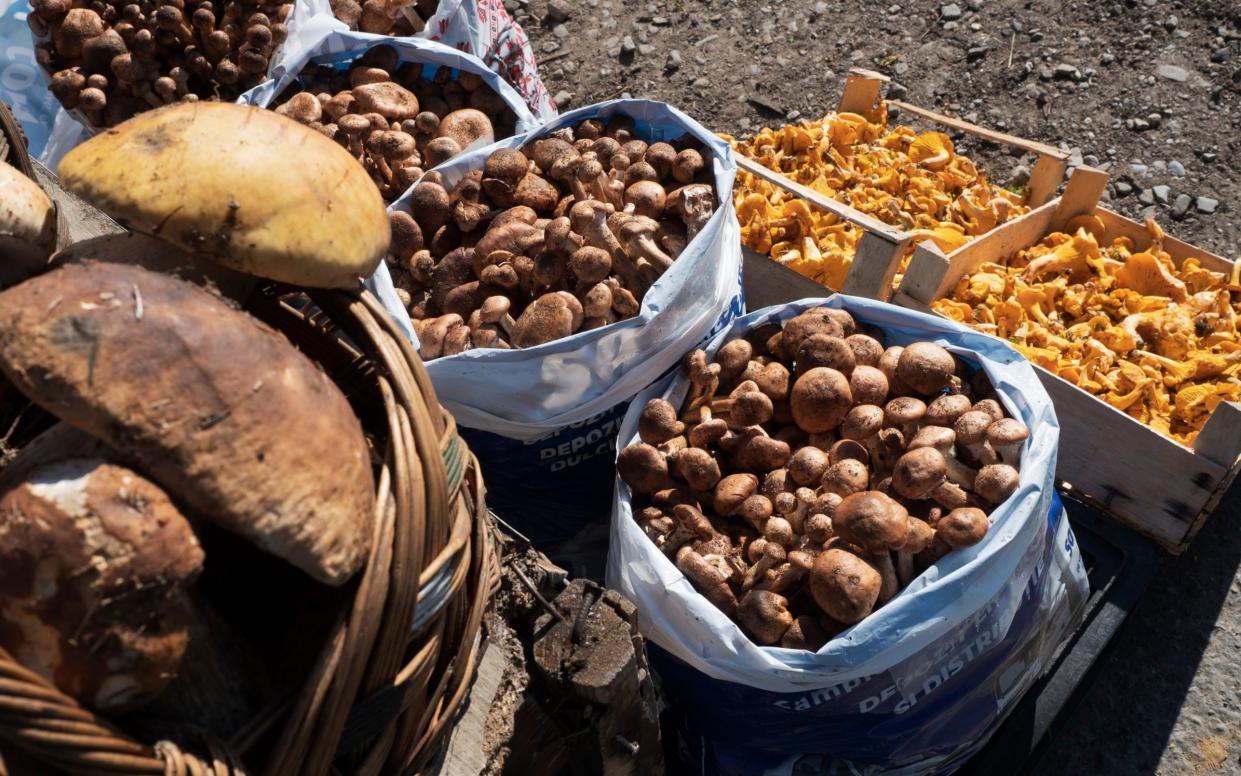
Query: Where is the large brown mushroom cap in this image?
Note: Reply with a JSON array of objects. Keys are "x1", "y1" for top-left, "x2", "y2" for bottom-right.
[
  {"x1": 796, "y1": 334, "x2": 856, "y2": 378},
  {"x1": 638, "y1": 398, "x2": 684, "y2": 444},
  {"x1": 789, "y1": 367, "x2": 852, "y2": 433},
  {"x1": 974, "y1": 464, "x2": 1020, "y2": 504},
  {"x1": 840, "y1": 404, "x2": 885, "y2": 441},
  {"x1": 849, "y1": 365, "x2": 889, "y2": 406},
  {"x1": 891, "y1": 447, "x2": 947, "y2": 500},
  {"x1": 937, "y1": 507, "x2": 989, "y2": 548},
  {"x1": 896, "y1": 342, "x2": 956, "y2": 395},
  {"x1": 509, "y1": 291, "x2": 583, "y2": 348},
  {"x1": 925, "y1": 394, "x2": 973, "y2": 427},
  {"x1": 737, "y1": 589, "x2": 794, "y2": 645},
  {"x1": 436, "y1": 108, "x2": 495, "y2": 150},
  {"x1": 617, "y1": 443, "x2": 668, "y2": 494},
  {"x1": 833, "y1": 490, "x2": 910, "y2": 552},
  {"x1": 713, "y1": 473, "x2": 759, "y2": 516},
  {"x1": 779, "y1": 308, "x2": 844, "y2": 357},
  {"x1": 810, "y1": 547, "x2": 882, "y2": 624}
]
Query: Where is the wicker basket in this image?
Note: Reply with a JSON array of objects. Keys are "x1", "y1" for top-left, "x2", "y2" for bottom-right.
[{"x1": 0, "y1": 285, "x2": 500, "y2": 776}]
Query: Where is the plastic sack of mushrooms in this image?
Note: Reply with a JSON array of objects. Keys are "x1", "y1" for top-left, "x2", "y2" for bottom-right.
[
  {"x1": 322, "y1": 0, "x2": 556, "y2": 121},
  {"x1": 371, "y1": 100, "x2": 743, "y2": 553},
  {"x1": 239, "y1": 33, "x2": 540, "y2": 204},
  {"x1": 608, "y1": 296, "x2": 1088, "y2": 775}
]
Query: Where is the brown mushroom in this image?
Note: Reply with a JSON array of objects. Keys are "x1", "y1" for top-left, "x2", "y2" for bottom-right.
[
  {"x1": 974, "y1": 464, "x2": 1020, "y2": 504},
  {"x1": 810, "y1": 547, "x2": 881, "y2": 624},
  {"x1": 676, "y1": 545, "x2": 738, "y2": 617},
  {"x1": 832, "y1": 491, "x2": 909, "y2": 553},
  {"x1": 849, "y1": 365, "x2": 889, "y2": 406},
  {"x1": 789, "y1": 367, "x2": 852, "y2": 434},
  {"x1": 437, "y1": 108, "x2": 494, "y2": 150},
  {"x1": 638, "y1": 398, "x2": 684, "y2": 444},
  {"x1": 896, "y1": 342, "x2": 956, "y2": 395},
  {"x1": 509, "y1": 291, "x2": 583, "y2": 347},
  {"x1": 738, "y1": 589, "x2": 794, "y2": 645},
  {"x1": 954, "y1": 410, "x2": 997, "y2": 466},
  {"x1": 780, "y1": 614, "x2": 830, "y2": 651},
  {"x1": 617, "y1": 443, "x2": 668, "y2": 493},
  {"x1": 925, "y1": 394, "x2": 973, "y2": 427},
  {"x1": 820, "y1": 459, "x2": 870, "y2": 498},
  {"x1": 787, "y1": 446, "x2": 829, "y2": 486},
  {"x1": 986, "y1": 418, "x2": 1029, "y2": 467},
  {"x1": 937, "y1": 507, "x2": 989, "y2": 548}
]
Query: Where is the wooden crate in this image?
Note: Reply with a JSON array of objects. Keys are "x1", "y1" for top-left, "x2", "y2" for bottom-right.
[
  {"x1": 734, "y1": 67, "x2": 1071, "y2": 301},
  {"x1": 891, "y1": 166, "x2": 1241, "y2": 553}
]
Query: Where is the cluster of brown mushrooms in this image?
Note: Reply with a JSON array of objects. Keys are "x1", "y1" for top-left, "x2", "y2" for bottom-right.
[
  {"x1": 329, "y1": 0, "x2": 435, "y2": 35},
  {"x1": 273, "y1": 45, "x2": 518, "y2": 202},
  {"x1": 391, "y1": 117, "x2": 718, "y2": 357},
  {"x1": 31, "y1": 0, "x2": 291, "y2": 126},
  {"x1": 617, "y1": 307, "x2": 1031, "y2": 650}
]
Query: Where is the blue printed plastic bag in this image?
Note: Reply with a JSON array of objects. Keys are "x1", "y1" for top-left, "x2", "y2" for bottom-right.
[
  {"x1": 379, "y1": 100, "x2": 743, "y2": 555},
  {"x1": 607, "y1": 297, "x2": 1089, "y2": 774}
]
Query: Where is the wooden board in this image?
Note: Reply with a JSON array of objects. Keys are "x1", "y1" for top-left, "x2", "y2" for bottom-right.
[
  {"x1": 890, "y1": 170, "x2": 1241, "y2": 552},
  {"x1": 742, "y1": 246, "x2": 837, "y2": 309}
]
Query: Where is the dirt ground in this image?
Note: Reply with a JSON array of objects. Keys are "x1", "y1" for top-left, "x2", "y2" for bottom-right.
[{"x1": 515, "y1": 0, "x2": 1241, "y2": 773}]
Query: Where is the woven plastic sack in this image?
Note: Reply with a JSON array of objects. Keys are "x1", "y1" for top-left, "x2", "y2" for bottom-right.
[
  {"x1": 607, "y1": 296, "x2": 1089, "y2": 775},
  {"x1": 381, "y1": 99, "x2": 743, "y2": 555}
]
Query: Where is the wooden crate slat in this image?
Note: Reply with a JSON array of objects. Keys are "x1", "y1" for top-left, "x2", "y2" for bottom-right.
[
  {"x1": 740, "y1": 246, "x2": 834, "y2": 310},
  {"x1": 839, "y1": 229, "x2": 909, "y2": 302},
  {"x1": 1190, "y1": 401, "x2": 1241, "y2": 468},
  {"x1": 1094, "y1": 208, "x2": 1235, "y2": 274},
  {"x1": 1026, "y1": 154, "x2": 1069, "y2": 208},
  {"x1": 884, "y1": 98, "x2": 1067, "y2": 160},
  {"x1": 1048, "y1": 166, "x2": 1109, "y2": 231}
]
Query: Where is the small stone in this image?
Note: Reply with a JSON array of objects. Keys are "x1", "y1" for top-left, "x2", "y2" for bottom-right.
[
  {"x1": 638, "y1": 43, "x2": 655, "y2": 56},
  {"x1": 1211, "y1": 48, "x2": 1229, "y2": 63},
  {"x1": 1196, "y1": 196, "x2": 1219, "y2": 214},
  {"x1": 1054, "y1": 63, "x2": 1080, "y2": 80},
  {"x1": 1130, "y1": 163, "x2": 1148, "y2": 176},
  {"x1": 1156, "y1": 64, "x2": 1189, "y2": 82},
  {"x1": 503, "y1": 0, "x2": 520, "y2": 11},
  {"x1": 1009, "y1": 164, "x2": 1031, "y2": 186},
  {"x1": 1146, "y1": 112, "x2": 1162, "y2": 128},
  {"x1": 786, "y1": 109, "x2": 801, "y2": 121},
  {"x1": 1152, "y1": 185, "x2": 1170, "y2": 204},
  {"x1": 1083, "y1": 154, "x2": 1099, "y2": 167},
  {"x1": 967, "y1": 46, "x2": 988, "y2": 62},
  {"x1": 1151, "y1": 160, "x2": 1167, "y2": 174},
  {"x1": 553, "y1": 90, "x2": 573, "y2": 109},
  {"x1": 665, "y1": 49, "x2": 682, "y2": 72},
  {"x1": 1171, "y1": 193, "x2": 1193, "y2": 219},
  {"x1": 1164, "y1": 14, "x2": 1178, "y2": 30},
  {"x1": 541, "y1": 39, "x2": 560, "y2": 53},
  {"x1": 1201, "y1": 152, "x2": 1218, "y2": 163},
  {"x1": 940, "y1": 3, "x2": 961, "y2": 21},
  {"x1": 1100, "y1": 52, "x2": 1115, "y2": 65},
  {"x1": 887, "y1": 81, "x2": 908, "y2": 100},
  {"x1": 1067, "y1": 149, "x2": 1084, "y2": 168},
  {"x1": 1114, "y1": 180, "x2": 1133, "y2": 196},
  {"x1": 966, "y1": 0, "x2": 983, "y2": 9},
  {"x1": 621, "y1": 35, "x2": 635, "y2": 54},
  {"x1": 692, "y1": 77, "x2": 709, "y2": 88},
  {"x1": 813, "y1": 1, "x2": 828, "y2": 14},
  {"x1": 1169, "y1": 160, "x2": 1185, "y2": 177},
  {"x1": 1010, "y1": 19, "x2": 1023, "y2": 32},
  {"x1": 553, "y1": 23, "x2": 569, "y2": 37},
  {"x1": 1038, "y1": 64, "x2": 1054, "y2": 81},
  {"x1": 1138, "y1": 189, "x2": 1155, "y2": 206},
  {"x1": 894, "y1": 61, "x2": 909, "y2": 75},
  {"x1": 546, "y1": 0, "x2": 571, "y2": 22},
  {"x1": 1128, "y1": 118, "x2": 1150, "y2": 132},
  {"x1": 651, "y1": 15, "x2": 669, "y2": 25}
]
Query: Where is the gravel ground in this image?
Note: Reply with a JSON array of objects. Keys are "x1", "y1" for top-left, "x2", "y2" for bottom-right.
[{"x1": 514, "y1": 0, "x2": 1241, "y2": 772}]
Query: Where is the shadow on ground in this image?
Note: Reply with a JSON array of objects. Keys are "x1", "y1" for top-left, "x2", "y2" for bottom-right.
[{"x1": 1038, "y1": 476, "x2": 1241, "y2": 774}]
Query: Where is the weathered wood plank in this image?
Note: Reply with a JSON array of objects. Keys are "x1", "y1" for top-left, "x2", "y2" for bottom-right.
[
  {"x1": 741, "y1": 247, "x2": 835, "y2": 310},
  {"x1": 886, "y1": 99, "x2": 1068, "y2": 160},
  {"x1": 840, "y1": 230, "x2": 909, "y2": 301},
  {"x1": 1026, "y1": 154, "x2": 1069, "y2": 208}
]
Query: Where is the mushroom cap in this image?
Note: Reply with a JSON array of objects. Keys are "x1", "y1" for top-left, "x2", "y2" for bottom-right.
[
  {"x1": 674, "y1": 447, "x2": 722, "y2": 491},
  {"x1": 715, "y1": 338, "x2": 754, "y2": 383},
  {"x1": 738, "y1": 589, "x2": 794, "y2": 645},
  {"x1": 624, "y1": 180, "x2": 667, "y2": 219},
  {"x1": 509, "y1": 291, "x2": 583, "y2": 348},
  {"x1": 483, "y1": 147, "x2": 528, "y2": 181},
  {"x1": 351, "y1": 81, "x2": 420, "y2": 120},
  {"x1": 789, "y1": 367, "x2": 852, "y2": 434},
  {"x1": 787, "y1": 445, "x2": 829, "y2": 486},
  {"x1": 820, "y1": 459, "x2": 870, "y2": 497},
  {"x1": 907, "y1": 425, "x2": 955, "y2": 452},
  {"x1": 570, "y1": 246, "x2": 611, "y2": 284},
  {"x1": 513, "y1": 172, "x2": 560, "y2": 212},
  {"x1": 896, "y1": 342, "x2": 956, "y2": 395},
  {"x1": 845, "y1": 334, "x2": 884, "y2": 367},
  {"x1": 737, "y1": 494, "x2": 774, "y2": 528},
  {"x1": 713, "y1": 473, "x2": 759, "y2": 516},
  {"x1": 878, "y1": 345, "x2": 904, "y2": 387},
  {"x1": 638, "y1": 398, "x2": 683, "y2": 445},
  {"x1": 974, "y1": 464, "x2": 1020, "y2": 504},
  {"x1": 756, "y1": 362, "x2": 791, "y2": 401},
  {"x1": 891, "y1": 447, "x2": 947, "y2": 500},
  {"x1": 781, "y1": 614, "x2": 830, "y2": 651},
  {"x1": 424, "y1": 136, "x2": 463, "y2": 167},
  {"x1": 437, "y1": 108, "x2": 495, "y2": 150},
  {"x1": 833, "y1": 491, "x2": 909, "y2": 552},
  {"x1": 925, "y1": 394, "x2": 973, "y2": 427},
  {"x1": 937, "y1": 507, "x2": 989, "y2": 548},
  {"x1": 953, "y1": 410, "x2": 993, "y2": 446},
  {"x1": 849, "y1": 365, "x2": 889, "y2": 406},
  {"x1": 973, "y1": 399, "x2": 1005, "y2": 423},
  {"x1": 987, "y1": 418, "x2": 1029, "y2": 449},
  {"x1": 810, "y1": 547, "x2": 882, "y2": 624},
  {"x1": 780, "y1": 308, "x2": 844, "y2": 358},
  {"x1": 617, "y1": 443, "x2": 667, "y2": 493},
  {"x1": 731, "y1": 390, "x2": 774, "y2": 427},
  {"x1": 59, "y1": 103, "x2": 389, "y2": 289},
  {"x1": 276, "y1": 91, "x2": 323, "y2": 124},
  {"x1": 902, "y1": 516, "x2": 936, "y2": 554},
  {"x1": 840, "y1": 404, "x2": 884, "y2": 441},
  {"x1": 797, "y1": 333, "x2": 856, "y2": 378},
  {"x1": 884, "y1": 396, "x2": 927, "y2": 428},
  {"x1": 0, "y1": 161, "x2": 56, "y2": 287}
]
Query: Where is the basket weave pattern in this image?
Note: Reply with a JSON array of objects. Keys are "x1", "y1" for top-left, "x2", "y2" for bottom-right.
[{"x1": 0, "y1": 287, "x2": 499, "y2": 776}]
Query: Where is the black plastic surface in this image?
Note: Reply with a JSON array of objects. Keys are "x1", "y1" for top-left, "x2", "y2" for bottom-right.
[{"x1": 960, "y1": 493, "x2": 1160, "y2": 774}]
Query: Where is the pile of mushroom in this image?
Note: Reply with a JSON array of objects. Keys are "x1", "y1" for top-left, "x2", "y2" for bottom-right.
[
  {"x1": 728, "y1": 110, "x2": 1027, "y2": 290},
  {"x1": 273, "y1": 45, "x2": 518, "y2": 202},
  {"x1": 31, "y1": 0, "x2": 291, "y2": 127},
  {"x1": 392, "y1": 116, "x2": 718, "y2": 357},
  {"x1": 935, "y1": 217, "x2": 1241, "y2": 445},
  {"x1": 330, "y1": 0, "x2": 435, "y2": 34},
  {"x1": 616, "y1": 307, "x2": 1031, "y2": 650}
]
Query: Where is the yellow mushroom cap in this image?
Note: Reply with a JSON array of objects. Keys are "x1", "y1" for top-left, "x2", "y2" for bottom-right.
[{"x1": 58, "y1": 102, "x2": 390, "y2": 289}]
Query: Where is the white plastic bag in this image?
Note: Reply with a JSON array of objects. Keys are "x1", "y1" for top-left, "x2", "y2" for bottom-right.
[
  {"x1": 0, "y1": 1, "x2": 68, "y2": 158},
  {"x1": 607, "y1": 296, "x2": 1089, "y2": 775},
  {"x1": 381, "y1": 99, "x2": 744, "y2": 552}
]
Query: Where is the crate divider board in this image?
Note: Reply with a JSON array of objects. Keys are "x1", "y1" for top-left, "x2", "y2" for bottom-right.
[
  {"x1": 892, "y1": 165, "x2": 1241, "y2": 553},
  {"x1": 734, "y1": 67, "x2": 1071, "y2": 302}
]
